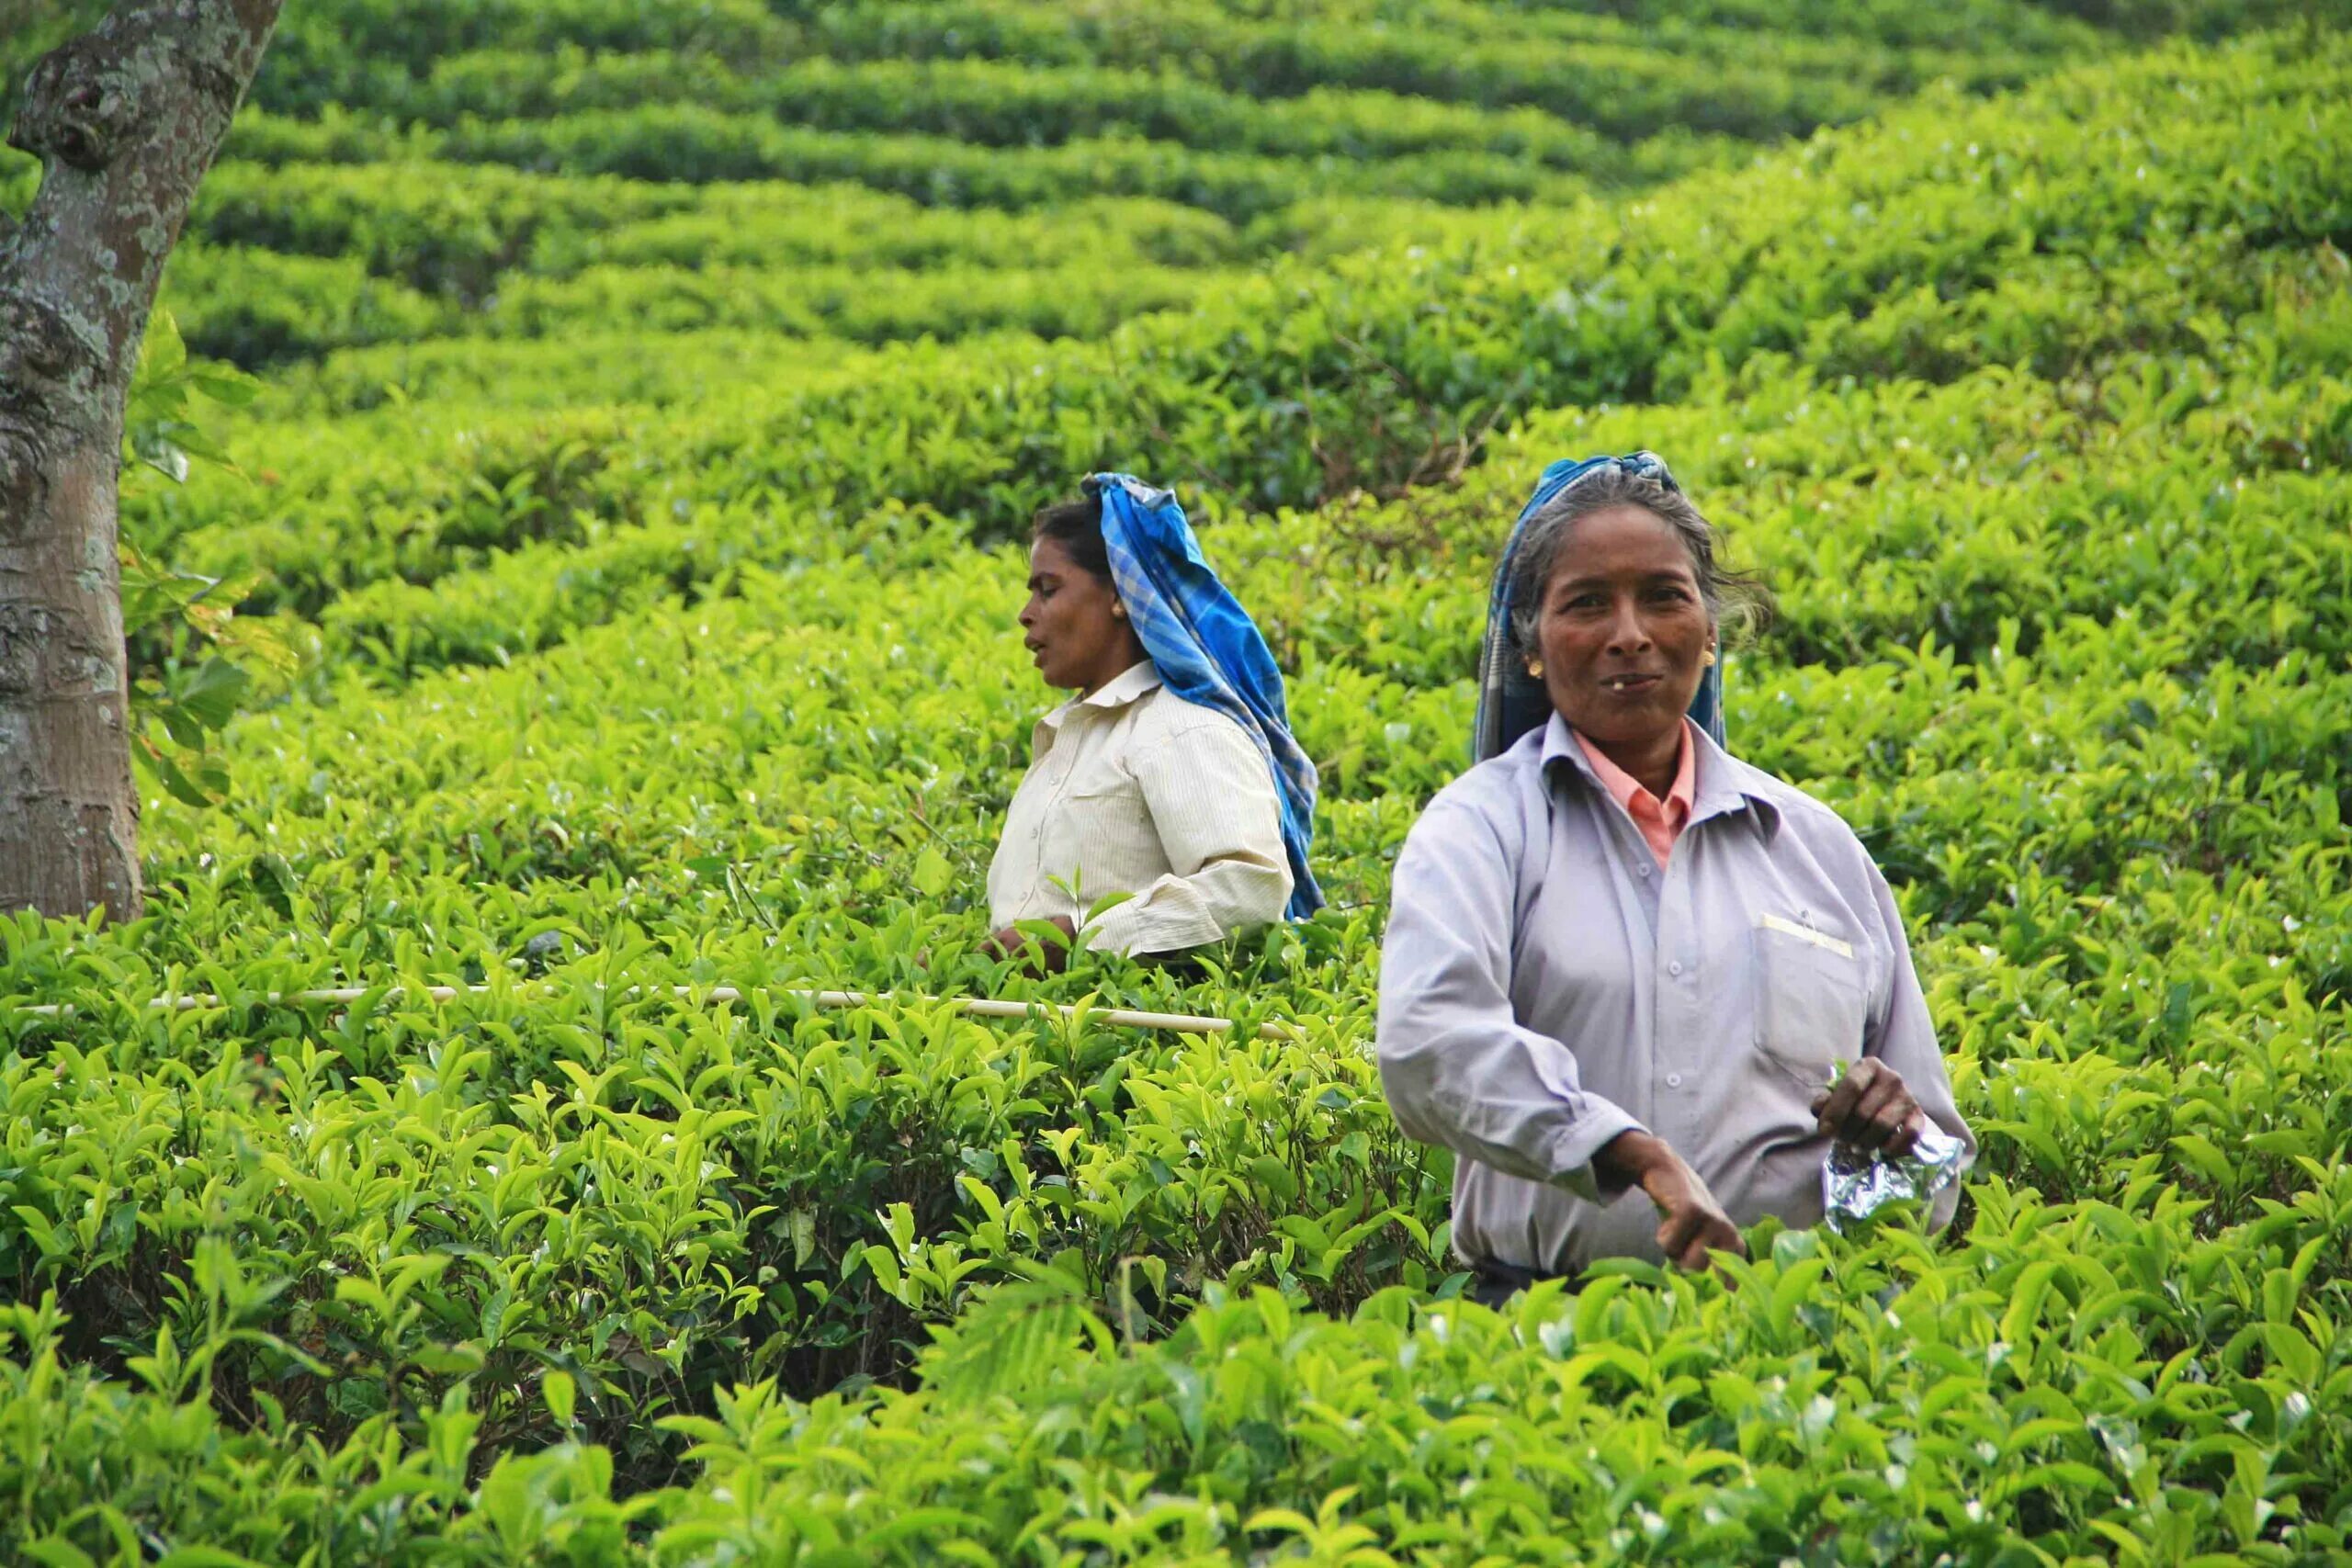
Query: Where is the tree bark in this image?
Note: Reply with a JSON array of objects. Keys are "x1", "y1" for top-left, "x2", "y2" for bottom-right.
[{"x1": 0, "y1": 0, "x2": 281, "y2": 921}]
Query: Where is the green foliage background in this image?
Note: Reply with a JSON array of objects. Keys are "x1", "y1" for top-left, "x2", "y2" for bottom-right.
[{"x1": 3, "y1": 1, "x2": 2350, "y2": 1562}]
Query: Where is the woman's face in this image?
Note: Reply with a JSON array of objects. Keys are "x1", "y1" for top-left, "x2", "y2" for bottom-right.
[
  {"x1": 1020, "y1": 535, "x2": 1130, "y2": 693},
  {"x1": 1534, "y1": 503, "x2": 1716, "y2": 750}
]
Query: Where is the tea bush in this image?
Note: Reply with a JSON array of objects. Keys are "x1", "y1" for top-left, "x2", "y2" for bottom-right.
[
  {"x1": 5, "y1": 11, "x2": 2351, "y2": 1566},
  {"x1": 346, "y1": 52, "x2": 1646, "y2": 171},
  {"x1": 787, "y1": 0, "x2": 2058, "y2": 140},
  {"x1": 253, "y1": 107, "x2": 1607, "y2": 219},
  {"x1": 80, "y1": 0, "x2": 2340, "y2": 386},
  {"x1": 186, "y1": 162, "x2": 1250, "y2": 299},
  {"x1": 133, "y1": 34, "x2": 2352, "y2": 679},
  {"x1": 242, "y1": 0, "x2": 2112, "y2": 140}
]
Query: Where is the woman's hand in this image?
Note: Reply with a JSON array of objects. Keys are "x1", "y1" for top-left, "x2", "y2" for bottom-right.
[
  {"x1": 979, "y1": 915, "x2": 1079, "y2": 973},
  {"x1": 1810, "y1": 1057, "x2": 1925, "y2": 1156},
  {"x1": 1595, "y1": 1130, "x2": 1747, "y2": 1270}
]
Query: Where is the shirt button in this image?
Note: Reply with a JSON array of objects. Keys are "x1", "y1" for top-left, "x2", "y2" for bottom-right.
[
  {"x1": 1636, "y1": 863, "x2": 1652, "y2": 878},
  {"x1": 1668, "y1": 961, "x2": 1683, "y2": 977},
  {"x1": 1666, "y1": 1073, "x2": 1683, "y2": 1089}
]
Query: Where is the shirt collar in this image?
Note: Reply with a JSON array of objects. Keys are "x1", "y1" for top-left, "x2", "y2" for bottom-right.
[
  {"x1": 1576, "y1": 718, "x2": 1697, "y2": 824},
  {"x1": 1540, "y1": 711, "x2": 1781, "y2": 839},
  {"x1": 1043, "y1": 660, "x2": 1161, "y2": 728}
]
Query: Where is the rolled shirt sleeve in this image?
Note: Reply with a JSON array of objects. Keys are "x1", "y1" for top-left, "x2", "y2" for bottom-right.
[
  {"x1": 1376, "y1": 789, "x2": 1646, "y2": 1202},
  {"x1": 1081, "y1": 716, "x2": 1294, "y2": 956}
]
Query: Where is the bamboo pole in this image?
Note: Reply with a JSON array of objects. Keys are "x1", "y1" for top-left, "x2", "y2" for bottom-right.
[{"x1": 14, "y1": 983, "x2": 1307, "y2": 1040}]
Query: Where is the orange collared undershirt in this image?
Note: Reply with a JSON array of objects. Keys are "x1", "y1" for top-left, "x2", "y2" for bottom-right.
[{"x1": 1575, "y1": 716, "x2": 1699, "y2": 870}]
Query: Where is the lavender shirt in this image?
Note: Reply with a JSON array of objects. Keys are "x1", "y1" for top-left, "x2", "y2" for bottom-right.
[{"x1": 1377, "y1": 714, "x2": 1973, "y2": 1274}]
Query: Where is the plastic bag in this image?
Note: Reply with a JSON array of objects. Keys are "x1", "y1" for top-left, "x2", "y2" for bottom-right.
[{"x1": 1822, "y1": 1120, "x2": 1966, "y2": 1232}]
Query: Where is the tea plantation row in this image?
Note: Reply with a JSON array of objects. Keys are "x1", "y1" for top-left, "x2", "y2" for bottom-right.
[
  {"x1": 11, "y1": 0, "x2": 2339, "y2": 372},
  {"x1": 126, "y1": 33, "x2": 2352, "y2": 676}
]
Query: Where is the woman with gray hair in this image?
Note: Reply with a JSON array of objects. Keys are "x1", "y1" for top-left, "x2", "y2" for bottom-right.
[{"x1": 1376, "y1": 453, "x2": 1973, "y2": 1302}]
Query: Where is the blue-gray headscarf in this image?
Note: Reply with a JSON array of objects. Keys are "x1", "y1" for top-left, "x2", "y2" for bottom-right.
[
  {"x1": 1472, "y1": 452, "x2": 1725, "y2": 762},
  {"x1": 1086, "y1": 473, "x2": 1324, "y2": 919}
]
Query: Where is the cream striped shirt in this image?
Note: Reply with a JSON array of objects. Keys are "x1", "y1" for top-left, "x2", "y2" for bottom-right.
[{"x1": 987, "y1": 661, "x2": 1294, "y2": 956}]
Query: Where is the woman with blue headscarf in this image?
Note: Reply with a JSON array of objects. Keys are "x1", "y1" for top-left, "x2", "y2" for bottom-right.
[
  {"x1": 981, "y1": 475, "x2": 1321, "y2": 967},
  {"x1": 1376, "y1": 455, "x2": 1972, "y2": 1298}
]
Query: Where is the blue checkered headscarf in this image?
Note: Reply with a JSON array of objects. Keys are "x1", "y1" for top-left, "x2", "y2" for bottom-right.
[
  {"x1": 1472, "y1": 452, "x2": 1725, "y2": 762},
  {"x1": 1085, "y1": 473, "x2": 1322, "y2": 919}
]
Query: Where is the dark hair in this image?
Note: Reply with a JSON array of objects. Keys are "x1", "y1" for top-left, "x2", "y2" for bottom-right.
[
  {"x1": 1504, "y1": 465, "x2": 1774, "y2": 658},
  {"x1": 1030, "y1": 497, "x2": 1114, "y2": 582}
]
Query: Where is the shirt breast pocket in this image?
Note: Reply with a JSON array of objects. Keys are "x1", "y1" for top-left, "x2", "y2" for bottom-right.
[
  {"x1": 1751, "y1": 915, "x2": 1869, "y2": 1094},
  {"x1": 1050, "y1": 774, "x2": 1162, "y2": 899}
]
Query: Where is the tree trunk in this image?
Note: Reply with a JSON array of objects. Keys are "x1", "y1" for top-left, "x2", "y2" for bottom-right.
[{"x1": 0, "y1": 0, "x2": 281, "y2": 922}]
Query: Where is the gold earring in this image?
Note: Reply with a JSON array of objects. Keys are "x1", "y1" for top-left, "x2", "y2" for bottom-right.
[
  {"x1": 1526, "y1": 660, "x2": 1544, "y2": 679},
  {"x1": 1702, "y1": 648, "x2": 1717, "y2": 667},
  {"x1": 1112, "y1": 603, "x2": 1125, "y2": 618}
]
